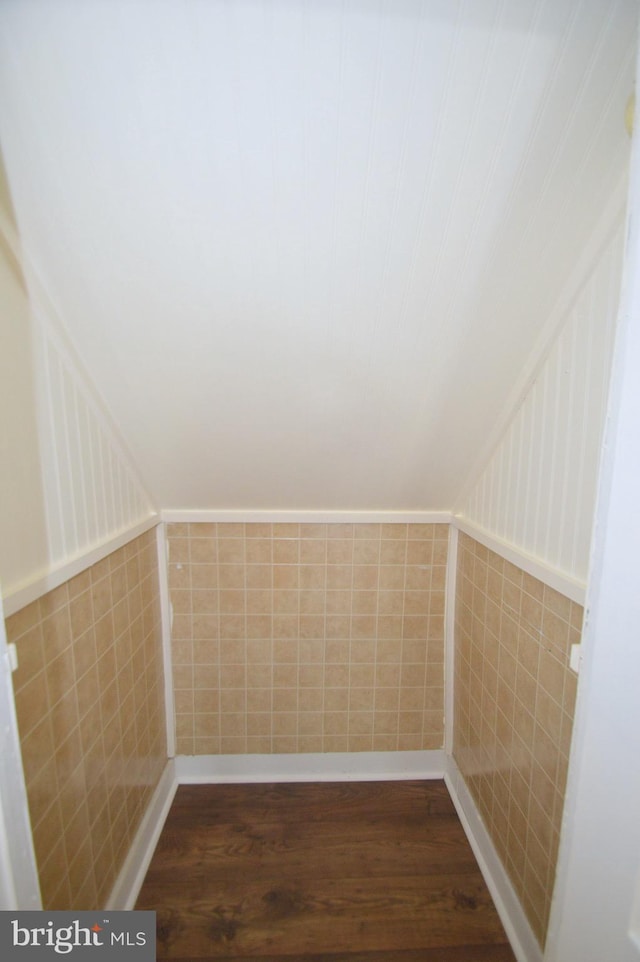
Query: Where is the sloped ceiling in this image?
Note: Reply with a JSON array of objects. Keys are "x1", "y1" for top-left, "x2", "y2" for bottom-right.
[{"x1": 0, "y1": 0, "x2": 635, "y2": 511}]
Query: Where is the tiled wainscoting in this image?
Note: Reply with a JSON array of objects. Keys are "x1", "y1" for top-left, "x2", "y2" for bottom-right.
[
  {"x1": 167, "y1": 522, "x2": 448, "y2": 755},
  {"x1": 453, "y1": 532, "x2": 582, "y2": 947},
  {"x1": 3, "y1": 518, "x2": 583, "y2": 940},
  {"x1": 5, "y1": 529, "x2": 167, "y2": 910}
]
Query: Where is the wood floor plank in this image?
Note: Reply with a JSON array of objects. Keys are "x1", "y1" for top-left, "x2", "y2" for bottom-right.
[
  {"x1": 164, "y1": 781, "x2": 457, "y2": 824},
  {"x1": 146, "y1": 816, "x2": 479, "y2": 881},
  {"x1": 165, "y1": 951, "x2": 516, "y2": 962},
  {"x1": 136, "y1": 780, "x2": 516, "y2": 961},
  {"x1": 147, "y1": 875, "x2": 508, "y2": 957}
]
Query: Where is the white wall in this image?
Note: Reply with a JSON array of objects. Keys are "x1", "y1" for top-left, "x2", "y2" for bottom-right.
[
  {"x1": 0, "y1": 1, "x2": 632, "y2": 598},
  {"x1": 0, "y1": 1, "x2": 635, "y2": 513},
  {"x1": 458, "y1": 209, "x2": 626, "y2": 585},
  {"x1": 544, "y1": 44, "x2": 640, "y2": 953}
]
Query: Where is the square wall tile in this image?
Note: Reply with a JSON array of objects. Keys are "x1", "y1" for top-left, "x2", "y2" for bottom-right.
[
  {"x1": 5, "y1": 528, "x2": 167, "y2": 911},
  {"x1": 453, "y1": 533, "x2": 582, "y2": 949},
  {"x1": 167, "y1": 522, "x2": 448, "y2": 755}
]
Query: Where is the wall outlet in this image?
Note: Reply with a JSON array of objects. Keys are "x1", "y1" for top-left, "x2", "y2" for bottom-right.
[
  {"x1": 570, "y1": 643, "x2": 581, "y2": 673},
  {"x1": 3, "y1": 643, "x2": 18, "y2": 673}
]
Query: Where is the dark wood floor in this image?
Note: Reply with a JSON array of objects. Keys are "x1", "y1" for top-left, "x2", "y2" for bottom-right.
[{"x1": 135, "y1": 780, "x2": 516, "y2": 961}]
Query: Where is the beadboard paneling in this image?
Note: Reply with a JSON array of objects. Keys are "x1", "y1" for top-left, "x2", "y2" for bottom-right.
[
  {"x1": 459, "y1": 221, "x2": 625, "y2": 583},
  {"x1": 36, "y1": 305, "x2": 157, "y2": 571},
  {"x1": 1, "y1": 166, "x2": 157, "y2": 605}
]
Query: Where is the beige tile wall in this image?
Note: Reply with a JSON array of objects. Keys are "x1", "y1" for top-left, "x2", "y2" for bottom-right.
[
  {"x1": 5, "y1": 528, "x2": 167, "y2": 910},
  {"x1": 453, "y1": 532, "x2": 582, "y2": 947},
  {"x1": 168, "y1": 522, "x2": 447, "y2": 754}
]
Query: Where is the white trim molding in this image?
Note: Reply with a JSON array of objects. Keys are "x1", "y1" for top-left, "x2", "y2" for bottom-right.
[
  {"x1": 0, "y1": 593, "x2": 41, "y2": 910},
  {"x1": 104, "y1": 751, "x2": 446, "y2": 910},
  {"x1": 105, "y1": 745, "x2": 540, "y2": 962},
  {"x1": 174, "y1": 750, "x2": 447, "y2": 784},
  {"x1": 161, "y1": 509, "x2": 452, "y2": 525},
  {"x1": 453, "y1": 517, "x2": 586, "y2": 605},
  {"x1": 444, "y1": 525, "x2": 458, "y2": 754},
  {"x1": 155, "y1": 523, "x2": 176, "y2": 759},
  {"x1": 445, "y1": 756, "x2": 543, "y2": 962},
  {"x1": 2, "y1": 516, "x2": 160, "y2": 617},
  {"x1": 105, "y1": 760, "x2": 177, "y2": 911}
]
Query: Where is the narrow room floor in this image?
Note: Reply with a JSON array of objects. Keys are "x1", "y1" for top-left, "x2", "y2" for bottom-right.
[{"x1": 135, "y1": 779, "x2": 516, "y2": 961}]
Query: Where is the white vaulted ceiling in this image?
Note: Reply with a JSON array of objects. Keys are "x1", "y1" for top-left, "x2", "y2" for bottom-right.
[{"x1": 0, "y1": 0, "x2": 636, "y2": 510}]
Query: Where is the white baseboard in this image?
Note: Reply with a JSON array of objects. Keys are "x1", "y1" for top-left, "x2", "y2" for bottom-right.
[
  {"x1": 105, "y1": 759, "x2": 177, "y2": 911},
  {"x1": 104, "y1": 751, "x2": 444, "y2": 910},
  {"x1": 445, "y1": 757, "x2": 543, "y2": 962},
  {"x1": 175, "y1": 750, "x2": 447, "y2": 784},
  {"x1": 107, "y1": 745, "x2": 540, "y2": 962}
]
